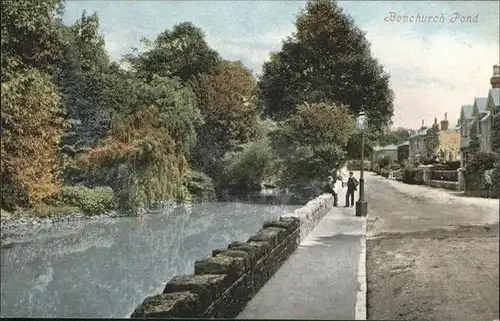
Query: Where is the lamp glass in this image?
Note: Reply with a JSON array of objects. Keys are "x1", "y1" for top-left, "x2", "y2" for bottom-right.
[{"x1": 357, "y1": 112, "x2": 367, "y2": 131}]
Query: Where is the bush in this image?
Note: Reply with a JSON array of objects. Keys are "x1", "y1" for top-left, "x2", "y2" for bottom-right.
[
  {"x1": 29, "y1": 204, "x2": 80, "y2": 218},
  {"x1": 222, "y1": 139, "x2": 274, "y2": 194},
  {"x1": 490, "y1": 165, "x2": 500, "y2": 198},
  {"x1": 464, "y1": 152, "x2": 498, "y2": 192},
  {"x1": 59, "y1": 186, "x2": 116, "y2": 215},
  {"x1": 183, "y1": 170, "x2": 216, "y2": 201},
  {"x1": 377, "y1": 155, "x2": 391, "y2": 169}
]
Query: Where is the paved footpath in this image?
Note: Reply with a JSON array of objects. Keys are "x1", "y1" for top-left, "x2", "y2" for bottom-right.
[{"x1": 238, "y1": 176, "x2": 367, "y2": 320}]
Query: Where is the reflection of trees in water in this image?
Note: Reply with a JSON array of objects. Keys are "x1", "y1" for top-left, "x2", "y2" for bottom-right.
[{"x1": 1, "y1": 202, "x2": 300, "y2": 318}]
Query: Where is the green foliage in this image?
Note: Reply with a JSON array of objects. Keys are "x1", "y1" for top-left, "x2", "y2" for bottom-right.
[
  {"x1": 222, "y1": 139, "x2": 274, "y2": 194},
  {"x1": 124, "y1": 22, "x2": 220, "y2": 82},
  {"x1": 491, "y1": 114, "x2": 500, "y2": 154},
  {"x1": 1, "y1": 67, "x2": 66, "y2": 209},
  {"x1": 29, "y1": 204, "x2": 80, "y2": 218},
  {"x1": 258, "y1": 0, "x2": 394, "y2": 129},
  {"x1": 490, "y1": 164, "x2": 500, "y2": 198},
  {"x1": 424, "y1": 122, "x2": 440, "y2": 159},
  {"x1": 377, "y1": 155, "x2": 391, "y2": 169},
  {"x1": 463, "y1": 152, "x2": 498, "y2": 192},
  {"x1": 183, "y1": 170, "x2": 216, "y2": 201},
  {"x1": 191, "y1": 60, "x2": 261, "y2": 178},
  {"x1": 468, "y1": 123, "x2": 480, "y2": 153},
  {"x1": 378, "y1": 127, "x2": 410, "y2": 146},
  {"x1": 1, "y1": 0, "x2": 65, "y2": 75},
  {"x1": 59, "y1": 186, "x2": 115, "y2": 215},
  {"x1": 271, "y1": 102, "x2": 355, "y2": 188}
]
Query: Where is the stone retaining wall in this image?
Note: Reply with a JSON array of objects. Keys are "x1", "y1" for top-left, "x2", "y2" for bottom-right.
[
  {"x1": 429, "y1": 180, "x2": 460, "y2": 191},
  {"x1": 130, "y1": 193, "x2": 334, "y2": 319}
]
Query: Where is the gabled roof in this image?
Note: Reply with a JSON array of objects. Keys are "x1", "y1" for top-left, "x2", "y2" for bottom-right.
[
  {"x1": 460, "y1": 104, "x2": 474, "y2": 120},
  {"x1": 373, "y1": 144, "x2": 398, "y2": 151},
  {"x1": 472, "y1": 97, "x2": 486, "y2": 115},
  {"x1": 397, "y1": 141, "x2": 409, "y2": 147},
  {"x1": 409, "y1": 127, "x2": 428, "y2": 138},
  {"x1": 383, "y1": 144, "x2": 398, "y2": 150},
  {"x1": 486, "y1": 88, "x2": 500, "y2": 109}
]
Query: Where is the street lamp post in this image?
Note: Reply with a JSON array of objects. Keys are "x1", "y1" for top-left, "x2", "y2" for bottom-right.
[{"x1": 356, "y1": 111, "x2": 368, "y2": 217}]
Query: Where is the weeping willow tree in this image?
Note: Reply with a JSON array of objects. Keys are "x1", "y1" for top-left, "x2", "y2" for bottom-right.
[{"x1": 79, "y1": 105, "x2": 190, "y2": 213}]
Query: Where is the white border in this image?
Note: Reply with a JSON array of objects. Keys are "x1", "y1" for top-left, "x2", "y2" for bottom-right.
[{"x1": 355, "y1": 218, "x2": 367, "y2": 320}]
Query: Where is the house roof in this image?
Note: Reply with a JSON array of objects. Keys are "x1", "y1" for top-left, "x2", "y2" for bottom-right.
[
  {"x1": 474, "y1": 97, "x2": 488, "y2": 114},
  {"x1": 409, "y1": 127, "x2": 428, "y2": 138},
  {"x1": 461, "y1": 104, "x2": 474, "y2": 120},
  {"x1": 383, "y1": 144, "x2": 398, "y2": 150},
  {"x1": 373, "y1": 144, "x2": 398, "y2": 151},
  {"x1": 397, "y1": 141, "x2": 409, "y2": 147},
  {"x1": 487, "y1": 88, "x2": 500, "y2": 108},
  {"x1": 481, "y1": 111, "x2": 491, "y2": 122}
]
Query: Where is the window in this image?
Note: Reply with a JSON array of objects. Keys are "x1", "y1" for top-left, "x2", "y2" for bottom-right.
[{"x1": 416, "y1": 140, "x2": 420, "y2": 150}]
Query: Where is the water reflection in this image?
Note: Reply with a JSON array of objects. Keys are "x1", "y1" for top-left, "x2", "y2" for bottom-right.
[{"x1": 0, "y1": 201, "x2": 299, "y2": 318}]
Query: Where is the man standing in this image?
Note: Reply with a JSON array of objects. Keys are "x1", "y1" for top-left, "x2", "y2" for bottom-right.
[{"x1": 345, "y1": 172, "x2": 359, "y2": 207}]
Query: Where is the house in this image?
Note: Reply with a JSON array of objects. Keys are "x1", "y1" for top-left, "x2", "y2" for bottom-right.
[
  {"x1": 436, "y1": 113, "x2": 460, "y2": 162},
  {"x1": 397, "y1": 141, "x2": 409, "y2": 163},
  {"x1": 458, "y1": 104, "x2": 474, "y2": 167},
  {"x1": 408, "y1": 120, "x2": 428, "y2": 159},
  {"x1": 372, "y1": 144, "x2": 398, "y2": 164},
  {"x1": 458, "y1": 64, "x2": 500, "y2": 167},
  {"x1": 409, "y1": 115, "x2": 460, "y2": 162},
  {"x1": 480, "y1": 65, "x2": 500, "y2": 153}
]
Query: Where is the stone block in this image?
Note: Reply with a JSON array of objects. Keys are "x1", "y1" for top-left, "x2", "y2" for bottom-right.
[
  {"x1": 215, "y1": 250, "x2": 251, "y2": 271},
  {"x1": 163, "y1": 274, "x2": 227, "y2": 307},
  {"x1": 247, "y1": 227, "x2": 282, "y2": 248},
  {"x1": 263, "y1": 217, "x2": 299, "y2": 233},
  {"x1": 195, "y1": 255, "x2": 245, "y2": 282},
  {"x1": 228, "y1": 241, "x2": 269, "y2": 265},
  {"x1": 130, "y1": 291, "x2": 202, "y2": 318}
]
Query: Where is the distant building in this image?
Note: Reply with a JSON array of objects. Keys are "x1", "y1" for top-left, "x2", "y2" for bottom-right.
[
  {"x1": 372, "y1": 144, "x2": 398, "y2": 165},
  {"x1": 457, "y1": 64, "x2": 500, "y2": 167},
  {"x1": 409, "y1": 115, "x2": 460, "y2": 162},
  {"x1": 397, "y1": 141, "x2": 409, "y2": 163},
  {"x1": 436, "y1": 113, "x2": 460, "y2": 162},
  {"x1": 458, "y1": 104, "x2": 474, "y2": 167},
  {"x1": 409, "y1": 120, "x2": 428, "y2": 159}
]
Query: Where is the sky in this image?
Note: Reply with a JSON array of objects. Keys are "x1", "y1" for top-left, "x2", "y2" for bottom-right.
[{"x1": 62, "y1": 1, "x2": 500, "y2": 129}]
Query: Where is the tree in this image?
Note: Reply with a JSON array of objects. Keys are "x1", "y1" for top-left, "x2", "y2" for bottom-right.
[
  {"x1": 424, "y1": 122, "x2": 440, "y2": 160},
  {"x1": 468, "y1": 123, "x2": 480, "y2": 156},
  {"x1": 271, "y1": 102, "x2": 355, "y2": 187},
  {"x1": 124, "y1": 22, "x2": 220, "y2": 83},
  {"x1": 1, "y1": 68, "x2": 66, "y2": 209},
  {"x1": 1, "y1": 0, "x2": 65, "y2": 76},
  {"x1": 491, "y1": 114, "x2": 500, "y2": 154},
  {"x1": 192, "y1": 60, "x2": 261, "y2": 177},
  {"x1": 378, "y1": 127, "x2": 410, "y2": 146},
  {"x1": 258, "y1": 0, "x2": 394, "y2": 130}
]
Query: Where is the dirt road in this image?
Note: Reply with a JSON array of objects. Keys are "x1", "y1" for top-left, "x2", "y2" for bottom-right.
[{"x1": 363, "y1": 172, "x2": 499, "y2": 321}]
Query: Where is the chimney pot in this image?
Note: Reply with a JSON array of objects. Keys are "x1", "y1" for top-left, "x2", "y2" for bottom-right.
[{"x1": 491, "y1": 64, "x2": 500, "y2": 88}]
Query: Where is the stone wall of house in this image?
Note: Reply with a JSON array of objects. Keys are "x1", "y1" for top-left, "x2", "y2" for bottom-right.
[
  {"x1": 438, "y1": 130, "x2": 460, "y2": 161},
  {"x1": 130, "y1": 194, "x2": 334, "y2": 319}
]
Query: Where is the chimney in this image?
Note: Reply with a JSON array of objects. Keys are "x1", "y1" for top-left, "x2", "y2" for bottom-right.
[
  {"x1": 491, "y1": 64, "x2": 500, "y2": 88},
  {"x1": 420, "y1": 119, "x2": 428, "y2": 130},
  {"x1": 440, "y1": 112, "x2": 449, "y2": 131}
]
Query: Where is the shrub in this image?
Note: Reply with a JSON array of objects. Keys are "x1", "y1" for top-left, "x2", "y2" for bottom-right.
[
  {"x1": 377, "y1": 155, "x2": 391, "y2": 169},
  {"x1": 1, "y1": 67, "x2": 66, "y2": 210},
  {"x1": 464, "y1": 152, "x2": 498, "y2": 192},
  {"x1": 183, "y1": 170, "x2": 216, "y2": 201},
  {"x1": 490, "y1": 165, "x2": 500, "y2": 198},
  {"x1": 222, "y1": 139, "x2": 274, "y2": 194},
  {"x1": 403, "y1": 167, "x2": 417, "y2": 183},
  {"x1": 29, "y1": 204, "x2": 80, "y2": 218},
  {"x1": 59, "y1": 186, "x2": 116, "y2": 215}
]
